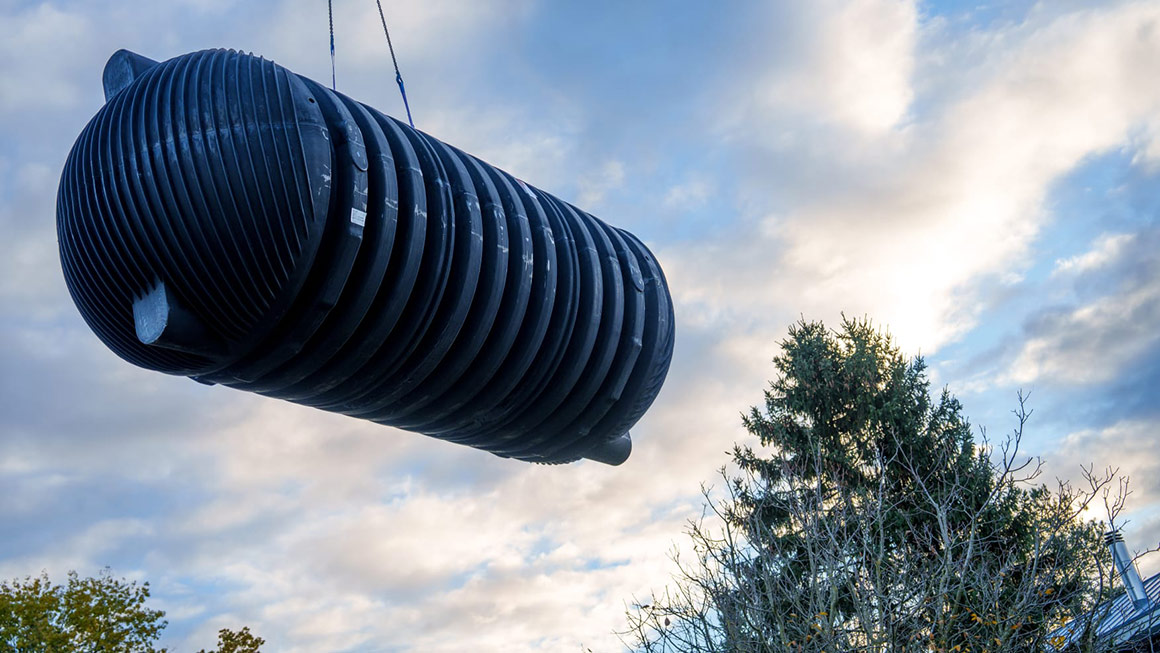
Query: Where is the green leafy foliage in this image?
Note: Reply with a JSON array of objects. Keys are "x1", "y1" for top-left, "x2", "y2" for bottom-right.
[
  {"x1": 0, "y1": 570, "x2": 264, "y2": 653},
  {"x1": 197, "y1": 627, "x2": 265, "y2": 653},
  {"x1": 0, "y1": 569, "x2": 167, "y2": 652}
]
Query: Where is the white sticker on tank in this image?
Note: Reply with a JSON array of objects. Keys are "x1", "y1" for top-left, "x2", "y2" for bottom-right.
[{"x1": 350, "y1": 208, "x2": 367, "y2": 227}]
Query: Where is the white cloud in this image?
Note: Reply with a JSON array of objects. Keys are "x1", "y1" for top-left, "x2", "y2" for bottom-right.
[
  {"x1": 753, "y1": 0, "x2": 918, "y2": 135},
  {"x1": 0, "y1": 4, "x2": 94, "y2": 114},
  {"x1": 577, "y1": 159, "x2": 627, "y2": 207},
  {"x1": 1053, "y1": 233, "x2": 1135, "y2": 276},
  {"x1": 669, "y1": 1, "x2": 1160, "y2": 354},
  {"x1": 663, "y1": 178, "x2": 714, "y2": 211},
  {"x1": 1132, "y1": 117, "x2": 1160, "y2": 169},
  {"x1": 1005, "y1": 281, "x2": 1160, "y2": 386}
]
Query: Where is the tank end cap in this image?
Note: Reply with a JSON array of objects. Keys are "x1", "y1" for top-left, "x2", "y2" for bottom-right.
[
  {"x1": 582, "y1": 432, "x2": 632, "y2": 466},
  {"x1": 103, "y1": 49, "x2": 159, "y2": 101},
  {"x1": 133, "y1": 280, "x2": 223, "y2": 359}
]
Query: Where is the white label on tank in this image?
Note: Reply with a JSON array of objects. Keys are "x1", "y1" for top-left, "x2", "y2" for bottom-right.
[{"x1": 351, "y1": 208, "x2": 367, "y2": 227}]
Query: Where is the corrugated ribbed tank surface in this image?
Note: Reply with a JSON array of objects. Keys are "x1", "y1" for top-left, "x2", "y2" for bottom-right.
[{"x1": 57, "y1": 49, "x2": 675, "y2": 465}]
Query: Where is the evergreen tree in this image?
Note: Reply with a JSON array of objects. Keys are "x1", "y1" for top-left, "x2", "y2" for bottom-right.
[{"x1": 627, "y1": 318, "x2": 1116, "y2": 652}]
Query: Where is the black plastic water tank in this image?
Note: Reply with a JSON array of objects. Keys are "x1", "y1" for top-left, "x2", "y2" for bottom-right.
[{"x1": 57, "y1": 48, "x2": 675, "y2": 465}]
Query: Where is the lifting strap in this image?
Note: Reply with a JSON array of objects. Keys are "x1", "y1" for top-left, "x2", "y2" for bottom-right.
[
  {"x1": 374, "y1": 0, "x2": 415, "y2": 128},
  {"x1": 325, "y1": 0, "x2": 415, "y2": 128},
  {"x1": 328, "y1": 0, "x2": 336, "y2": 89}
]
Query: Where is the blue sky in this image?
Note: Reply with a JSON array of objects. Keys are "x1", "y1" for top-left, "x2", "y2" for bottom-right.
[{"x1": 2, "y1": 0, "x2": 1160, "y2": 651}]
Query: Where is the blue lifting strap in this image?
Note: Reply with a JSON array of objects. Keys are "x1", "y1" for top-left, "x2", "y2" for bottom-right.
[
  {"x1": 328, "y1": 0, "x2": 336, "y2": 89},
  {"x1": 375, "y1": 0, "x2": 415, "y2": 128},
  {"x1": 327, "y1": 0, "x2": 414, "y2": 128}
]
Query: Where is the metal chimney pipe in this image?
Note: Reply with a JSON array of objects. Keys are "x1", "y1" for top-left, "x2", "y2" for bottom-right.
[{"x1": 1106, "y1": 529, "x2": 1150, "y2": 611}]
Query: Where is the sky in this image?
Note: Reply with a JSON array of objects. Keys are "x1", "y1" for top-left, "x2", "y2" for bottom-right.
[{"x1": 1, "y1": 0, "x2": 1159, "y2": 650}]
